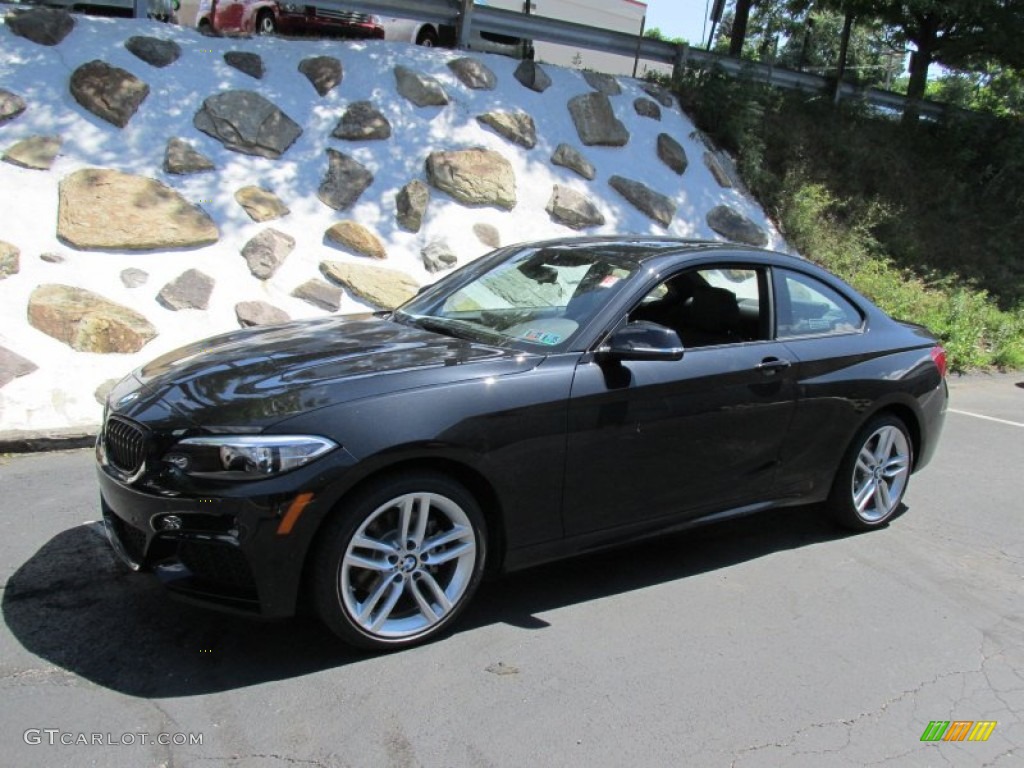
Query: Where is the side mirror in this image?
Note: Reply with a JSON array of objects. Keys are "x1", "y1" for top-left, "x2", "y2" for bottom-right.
[{"x1": 596, "y1": 321, "x2": 684, "y2": 362}]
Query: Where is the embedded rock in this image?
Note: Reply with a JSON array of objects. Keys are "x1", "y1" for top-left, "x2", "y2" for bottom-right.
[
  {"x1": 513, "y1": 60, "x2": 551, "y2": 93},
  {"x1": 546, "y1": 185, "x2": 605, "y2": 230},
  {"x1": 394, "y1": 65, "x2": 448, "y2": 107},
  {"x1": 0, "y1": 346, "x2": 38, "y2": 388},
  {"x1": 292, "y1": 279, "x2": 342, "y2": 311},
  {"x1": 0, "y1": 89, "x2": 27, "y2": 124},
  {"x1": 551, "y1": 143, "x2": 595, "y2": 180},
  {"x1": 193, "y1": 90, "x2": 301, "y2": 159},
  {"x1": 70, "y1": 60, "x2": 149, "y2": 129},
  {"x1": 6, "y1": 7, "x2": 74, "y2": 46},
  {"x1": 124, "y1": 36, "x2": 181, "y2": 68},
  {"x1": 27, "y1": 284, "x2": 157, "y2": 353},
  {"x1": 608, "y1": 176, "x2": 675, "y2": 227},
  {"x1": 396, "y1": 180, "x2": 429, "y2": 232},
  {"x1": 320, "y1": 261, "x2": 418, "y2": 310},
  {"x1": 476, "y1": 110, "x2": 536, "y2": 149},
  {"x1": 299, "y1": 56, "x2": 342, "y2": 96},
  {"x1": 241, "y1": 228, "x2": 294, "y2": 279},
  {"x1": 426, "y1": 149, "x2": 516, "y2": 210},
  {"x1": 641, "y1": 83, "x2": 674, "y2": 107},
  {"x1": 94, "y1": 378, "x2": 119, "y2": 405},
  {"x1": 704, "y1": 152, "x2": 734, "y2": 188},
  {"x1": 706, "y1": 205, "x2": 768, "y2": 246},
  {"x1": 583, "y1": 71, "x2": 621, "y2": 96},
  {"x1": 157, "y1": 269, "x2": 214, "y2": 311},
  {"x1": 235, "y1": 301, "x2": 290, "y2": 328},
  {"x1": 332, "y1": 101, "x2": 391, "y2": 140},
  {"x1": 318, "y1": 149, "x2": 373, "y2": 211},
  {"x1": 120, "y1": 268, "x2": 148, "y2": 288},
  {"x1": 657, "y1": 133, "x2": 687, "y2": 175},
  {"x1": 2, "y1": 135, "x2": 61, "y2": 170},
  {"x1": 568, "y1": 92, "x2": 628, "y2": 147},
  {"x1": 235, "y1": 185, "x2": 289, "y2": 222},
  {"x1": 0, "y1": 241, "x2": 19, "y2": 278},
  {"x1": 448, "y1": 58, "x2": 496, "y2": 90},
  {"x1": 164, "y1": 137, "x2": 215, "y2": 175},
  {"x1": 58, "y1": 169, "x2": 218, "y2": 250},
  {"x1": 633, "y1": 97, "x2": 661, "y2": 120},
  {"x1": 40, "y1": 252, "x2": 64, "y2": 264},
  {"x1": 421, "y1": 240, "x2": 457, "y2": 273},
  {"x1": 325, "y1": 220, "x2": 386, "y2": 260},
  {"x1": 224, "y1": 51, "x2": 265, "y2": 79},
  {"x1": 473, "y1": 223, "x2": 500, "y2": 249}
]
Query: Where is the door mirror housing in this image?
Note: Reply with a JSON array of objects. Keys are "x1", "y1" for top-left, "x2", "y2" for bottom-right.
[{"x1": 597, "y1": 321, "x2": 684, "y2": 362}]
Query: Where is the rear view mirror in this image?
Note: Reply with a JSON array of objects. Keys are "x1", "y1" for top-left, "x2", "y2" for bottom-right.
[{"x1": 597, "y1": 321, "x2": 684, "y2": 362}]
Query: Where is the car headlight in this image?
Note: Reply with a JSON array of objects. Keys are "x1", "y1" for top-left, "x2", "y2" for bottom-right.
[{"x1": 162, "y1": 435, "x2": 337, "y2": 479}]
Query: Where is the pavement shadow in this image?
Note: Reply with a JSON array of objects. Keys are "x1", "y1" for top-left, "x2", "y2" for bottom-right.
[{"x1": 3, "y1": 505, "x2": 852, "y2": 698}]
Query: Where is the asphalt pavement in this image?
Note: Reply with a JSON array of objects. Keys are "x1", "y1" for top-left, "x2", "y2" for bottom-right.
[{"x1": 0, "y1": 373, "x2": 1021, "y2": 767}]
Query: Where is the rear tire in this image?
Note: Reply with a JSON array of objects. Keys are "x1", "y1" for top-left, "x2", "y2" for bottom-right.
[
  {"x1": 312, "y1": 472, "x2": 487, "y2": 650},
  {"x1": 256, "y1": 10, "x2": 276, "y2": 36},
  {"x1": 416, "y1": 26, "x2": 439, "y2": 47},
  {"x1": 828, "y1": 414, "x2": 913, "y2": 530}
]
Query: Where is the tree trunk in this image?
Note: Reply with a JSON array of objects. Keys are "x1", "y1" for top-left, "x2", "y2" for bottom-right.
[
  {"x1": 833, "y1": 8, "x2": 854, "y2": 104},
  {"x1": 729, "y1": 0, "x2": 754, "y2": 57},
  {"x1": 903, "y1": 45, "x2": 932, "y2": 124}
]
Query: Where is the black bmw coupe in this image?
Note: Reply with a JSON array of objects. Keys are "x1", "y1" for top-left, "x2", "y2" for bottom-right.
[{"x1": 97, "y1": 237, "x2": 948, "y2": 649}]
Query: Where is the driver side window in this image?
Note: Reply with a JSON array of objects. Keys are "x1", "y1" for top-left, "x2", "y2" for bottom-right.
[{"x1": 628, "y1": 267, "x2": 769, "y2": 348}]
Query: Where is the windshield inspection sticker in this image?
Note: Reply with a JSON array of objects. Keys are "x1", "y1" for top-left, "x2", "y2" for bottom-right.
[
  {"x1": 599, "y1": 275, "x2": 621, "y2": 288},
  {"x1": 520, "y1": 329, "x2": 562, "y2": 345}
]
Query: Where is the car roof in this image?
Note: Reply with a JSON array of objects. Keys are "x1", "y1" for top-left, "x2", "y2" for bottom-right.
[{"x1": 524, "y1": 235, "x2": 800, "y2": 266}]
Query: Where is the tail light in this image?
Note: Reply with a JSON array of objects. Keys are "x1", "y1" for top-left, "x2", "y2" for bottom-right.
[{"x1": 930, "y1": 345, "x2": 948, "y2": 378}]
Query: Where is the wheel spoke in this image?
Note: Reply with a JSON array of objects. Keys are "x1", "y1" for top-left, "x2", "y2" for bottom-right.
[
  {"x1": 424, "y1": 540, "x2": 474, "y2": 566},
  {"x1": 357, "y1": 574, "x2": 396, "y2": 621},
  {"x1": 423, "y1": 525, "x2": 472, "y2": 554},
  {"x1": 412, "y1": 495, "x2": 431, "y2": 547},
  {"x1": 398, "y1": 497, "x2": 414, "y2": 545},
  {"x1": 874, "y1": 480, "x2": 892, "y2": 514},
  {"x1": 353, "y1": 533, "x2": 400, "y2": 556},
  {"x1": 417, "y1": 570, "x2": 452, "y2": 613},
  {"x1": 345, "y1": 552, "x2": 392, "y2": 572},
  {"x1": 854, "y1": 478, "x2": 876, "y2": 512},
  {"x1": 409, "y1": 578, "x2": 441, "y2": 625},
  {"x1": 855, "y1": 452, "x2": 873, "y2": 476},
  {"x1": 882, "y1": 454, "x2": 909, "y2": 477},
  {"x1": 874, "y1": 428, "x2": 896, "y2": 463},
  {"x1": 369, "y1": 579, "x2": 406, "y2": 632}
]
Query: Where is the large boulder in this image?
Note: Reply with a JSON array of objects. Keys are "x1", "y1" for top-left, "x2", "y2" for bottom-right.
[
  {"x1": 164, "y1": 137, "x2": 215, "y2": 175},
  {"x1": 396, "y1": 180, "x2": 429, "y2": 232},
  {"x1": 641, "y1": 83, "x2": 674, "y2": 107},
  {"x1": 551, "y1": 143, "x2": 595, "y2": 180},
  {"x1": 514, "y1": 60, "x2": 551, "y2": 93},
  {"x1": 235, "y1": 301, "x2": 290, "y2": 328},
  {"x1": 706, "y1": 205, "x2": 769, "y2": 246},
  {"x1": 57, "y1": 168, "x2": 218, "y2": 251},
  {"x1": 321, "y1": 261, "x2": 419, "y2": 310},
  {"x1": 0, "y1": 241, "x2": 19, "y2": 278},
  {"x1": 0, "y1": 89, "x2": 27, "y2": 125},
  {"x1": 633, "y1": 98, "x2": 661, "y2": 120},
  {"x1": 6, "y1": 7, "x2": 74, "y2": 46},
  {"x1": 583, "y1": 71, "x2": 621, "y2": 96},
  {"x1": 394, "y1": 65, "x2": 448, "y2": 107},
  {"x1": 0, "y1": 346, "x2": 38, "y2": 389},
  {"x1": 193, "y1": 91, "x2": 301, "y2": 159},
  {"x1": 448, "y1": 58, "x2": 497, "y2": 90},
  {"x1": 224, "y1": 51, "x2": 264, "y2": 79},
  {"x1": 69, "y1": 60, "x2": 149, "y2": 129},
  {"x1": 568, "y1": 92, "x2": 629, "y2": 147},
  {"x1": 477, "y1": 110, "x2": 536, "y2": 149},
  {"x1": 703, "y1": 152, "x2": 734, "y2": 188},
  {"x1": 27, "y1": 284, "x2": 157, "y2": 353},
  {"x1": 241, "y1": 228, "x2": 294, "y2": 279},
  {"x1": 234, "y1": 185, "x2": 289, "y2": 222},
  {"x1": 426, "y1": 149, "x2": 516, "y2": 210},
  {"x1": 325, "y1": 220, "x2": 387, "y2": 260},
  {"x1": 2, "y1": 135, "x2": 61, "y2": 170},
  {"x1": 657, "y1": 133, "x2": 688, "y2": 175},
  {"x1": 298, "y1": 56, "x2": 342, "y2": 96},
  {"x1": 546, "y1": 185, "x2": 605, "y2": 230},
  {"x1": 332, "y1": 101, "x2": 391, "y2": 141},
  {"x1": 124, "y1": 36, "x2": 181, "y2": 68},
  {"x1": 608, "y1": 176, "x2": 675, "y2": 227},
  {"x1": 318, "y1": 149, "x2": 374, "y2": 211},
  {"x1": 157, "y1": 269, "x2": 215, "y2": 311}
]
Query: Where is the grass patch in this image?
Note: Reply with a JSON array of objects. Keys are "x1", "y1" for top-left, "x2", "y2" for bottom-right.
[{"x1": 663, "y1": 65, "x2": 1024, "y2": 372}]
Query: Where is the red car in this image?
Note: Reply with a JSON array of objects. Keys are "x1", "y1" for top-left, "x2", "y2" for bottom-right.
[{"x1": 196, "y1": 0, "x2": 385, "y2": 38}]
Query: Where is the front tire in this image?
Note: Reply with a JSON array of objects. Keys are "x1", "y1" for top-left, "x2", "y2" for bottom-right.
[
  {"x1": 312, "y1": 472, "x2": 487, "y2": 650},
  {"x1": 829, "y1": 414, "x2": 913, "y2": 530},
  {"x1": 416, "y1": 26, "x2": 439, "y2": 47},
  {"x1": 256, "y1": 10, "x2": 276, "y2": 36}
]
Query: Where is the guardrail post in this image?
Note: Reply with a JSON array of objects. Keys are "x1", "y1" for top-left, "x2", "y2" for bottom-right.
[
  {"x1": 457, "y1": 0, "x2": 475, "y2": 50},
  {"x1": 672, "y1": 43, "x2": 689, "y2": 83}
]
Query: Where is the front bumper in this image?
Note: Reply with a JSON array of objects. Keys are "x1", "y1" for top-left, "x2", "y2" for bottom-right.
[{"x1": 97, "y1": 437, "x2": 357, "y2": 618}]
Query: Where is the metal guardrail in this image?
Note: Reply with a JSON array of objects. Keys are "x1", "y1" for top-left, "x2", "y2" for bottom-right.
[{"x1": 217, "y1": 0, "x2": 950, "y2": 120}]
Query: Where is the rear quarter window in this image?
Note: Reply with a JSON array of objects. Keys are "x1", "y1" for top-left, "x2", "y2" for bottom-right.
[{"x1": 776, "y1": 269, "x2": 864, "y2": 338}]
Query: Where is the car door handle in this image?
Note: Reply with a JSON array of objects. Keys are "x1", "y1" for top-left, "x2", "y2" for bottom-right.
[{"x1": 756, "y1": 357, "x2": 791, "y2": 376}]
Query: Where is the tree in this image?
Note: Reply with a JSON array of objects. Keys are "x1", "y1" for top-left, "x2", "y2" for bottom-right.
[{"x1": 729, "y1": 0, "x2": 759, "y2": 56}]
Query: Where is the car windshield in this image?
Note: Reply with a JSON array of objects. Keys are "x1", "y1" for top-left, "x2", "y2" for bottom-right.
[{"x1": 395, "y1": 244, "x2": 642, "y2": 350}]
